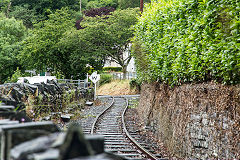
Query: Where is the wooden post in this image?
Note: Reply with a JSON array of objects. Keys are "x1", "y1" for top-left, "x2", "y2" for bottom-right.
[{"x1": 140, "y1": 0, "x2": 143, "y2": 13}]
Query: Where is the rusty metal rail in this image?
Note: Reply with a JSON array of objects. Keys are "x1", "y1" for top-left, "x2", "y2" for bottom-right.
[
  {"x1": 90, "y1": 96, "x2": 114, "y2": 134},
  {"x1": 122, "y1": 97, "x2": 158, "y2": 160},
  {"x1": 90, "y1": 96, "x2": 159, "y2": 160}
]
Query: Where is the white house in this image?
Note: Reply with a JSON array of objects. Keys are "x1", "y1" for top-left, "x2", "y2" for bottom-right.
[{"x1": 104, "y1": 44, "x2": 136, "y2": 73}]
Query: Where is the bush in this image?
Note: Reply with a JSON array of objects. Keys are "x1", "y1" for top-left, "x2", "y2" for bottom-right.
[
  {"x1": 86, "y1": 0, "x2": 118, "y2": 9},
  {"x1": 103, "y1": 67, "x2": 122, "y2": 72},
  {"x1": 6, "y1": 67, "x2": 23, "y2": 83},
  {"x1": 134, "y1": 0, "x2": 240, "y2": 85},
  {"x1": 129, "y1": 78, "x2": 141, "y2": 92},
  {"x1": 99, "y1": 74, "x2": 113, "y2": 86},
  {"x1": 118, "y1": 0, "x2": 151, "y2": 9}
]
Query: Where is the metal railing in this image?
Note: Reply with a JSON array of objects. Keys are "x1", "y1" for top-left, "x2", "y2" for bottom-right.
[
  {"x1": 111, "y1": 72, "x2": 137, "y2": 80},
  {"x1": 56, "y1": 79, "x2": 89, "y2": 88}
]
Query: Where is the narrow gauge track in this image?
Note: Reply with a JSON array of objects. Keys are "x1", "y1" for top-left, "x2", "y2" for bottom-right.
[
  {"x1": 91, "y1": 96, "x2": 159, "y2": 160},
  {"x1": 79, "y1": 96, "x2": 114, "y2": 134}
]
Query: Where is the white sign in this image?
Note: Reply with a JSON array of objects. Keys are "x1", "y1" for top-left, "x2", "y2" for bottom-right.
[{"x1": 89, "y1": 72, "x2": 100, "y2": 84}]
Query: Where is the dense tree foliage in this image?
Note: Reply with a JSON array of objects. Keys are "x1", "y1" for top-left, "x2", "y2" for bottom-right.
[
  {"x1": 118, "y1": 0, "x2": 150, "y2": 9},
  {"x1": 0, "y1": 0, "x2": 141, "y2": 82},
  {"x1": 57, "y1": 28, "x2": 106, "y2": 79},
  {"x1": 11, "y1": 0, "x2": 79, "y2": 14},
  {"x1": 18, "y1": 8, "x2": 74, "y2": 78},
  {"x1": 1, "y1": 0, "x2": 141, "y2": 29},
  {"x1": 75, "y1": 7, "x2": 115, "y2": 29},
  {"x1": 83, "y1": 6, "x2": 115, "y2": 17},
  {"x1": 80, "y1": 8, "x2": 139, "y2": 78},
  {"x1": 9, "y1": 5, "x2": 43, "y2": 28},
  {"x1": 59, "y1": 8, "x2": 138, "y2": 79},
  {"x1": 86, "y1": 0, "x2": 118, "y2": 9},
  {"x1": 0, "y1": 16, "x2": 26, "y2": 83},
  {"x1": 0, "y1": 0, "x2": 78, "y2": 27},
  {"x1": 134, "y1": 0, "x2": 240, "y2": 85}
]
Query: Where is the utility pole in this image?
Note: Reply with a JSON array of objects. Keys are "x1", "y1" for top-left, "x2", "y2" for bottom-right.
[
  {"x1": 6, "y1": 1, "x2": 11, "y2": 18},
  {"x1": 79, "y1": 0, "x2": 82, "y2": 13},
  {"x1": 140, "y1": 0, "x2": 143, "y2": 13}
]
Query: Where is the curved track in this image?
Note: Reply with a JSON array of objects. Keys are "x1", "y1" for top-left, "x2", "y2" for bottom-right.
[
  {"x1": 90, "y1": 96, "x2": 159, "y2": 160},
  {"x1": 79, "y1": 96, "x2": 114, "y2": 134}
]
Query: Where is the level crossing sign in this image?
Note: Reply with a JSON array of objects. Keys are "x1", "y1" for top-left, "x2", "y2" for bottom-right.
[
  {"x1": 89, "y1": 71, "x2": 100, "y2": 84},
  {"x1": 89, "y1": 71, "x2": 100, "y2": 100}
]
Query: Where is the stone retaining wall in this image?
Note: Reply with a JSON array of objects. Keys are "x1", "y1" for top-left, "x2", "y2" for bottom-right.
[
  {"x1": 138, "y1": 82, "x2": 240, "y2": 159},
  {"x1": 0, "y1": 81, "x2": 93, "y2": 108}
]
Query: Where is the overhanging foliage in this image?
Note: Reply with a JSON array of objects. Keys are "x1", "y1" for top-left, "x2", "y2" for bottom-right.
[{"x1": 134, "y1": 0, "x2": 240, "y2": 85}]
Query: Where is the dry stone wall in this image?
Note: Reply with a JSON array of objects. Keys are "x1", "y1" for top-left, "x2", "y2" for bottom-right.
[
  {"x1": 0, "y1": 81, "x2": 93, "y2": 109},
  {"x1": 138, "y1": 82, "x2": 240, "y2": 159}
]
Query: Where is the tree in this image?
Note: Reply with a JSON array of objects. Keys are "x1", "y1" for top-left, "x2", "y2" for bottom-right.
[
  {"x1": 58, "y1": 8, "x2": 138, "y2": 79},
  {"x1": 0, "y1": 17, "x2": 27, "y2": 83},
  {"x1": 79, "y1": 8, "x2": 139, "y2": 78},
  {"x1": 9, "y1": 4, "x2": 43, "y2": 28},
  {"x1": 18, "y1": 8, "x2": 74, "y2": 78},
  {"x1": 57, "y1": 28, "x2": 106, "y2": 79},
  {"x1": 11, "y1": 0, "x2": 79, "y2": 12},
  {"x1": 6, "y1": 0, "x2": 79, "y2": 23},
  {"x1": 0, "y1": 0, "x2": 11, "y2": 17},
  {"x1": 75, "y1": 7, "x2": 115, "y2": 29},
  {"x1": 118, "y1": 0, "x2": 150, "y2": 9},
  {"x1": 86, "y1": 0, "x2": 118, "y2": 9}
]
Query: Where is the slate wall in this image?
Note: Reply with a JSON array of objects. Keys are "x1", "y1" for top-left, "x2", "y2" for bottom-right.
[
  {"x1": 138, "y1": 82, "x2": 240, "y2": 159},
  {"x1": 0, "y1": 81, "x2": 93, "y2": 108}
]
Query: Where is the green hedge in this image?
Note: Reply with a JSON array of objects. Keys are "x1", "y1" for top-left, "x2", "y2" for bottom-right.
[
  {"x1": 103, "y1": 67, "x2": 122, "y2": 72},
  {"x1": 134, "y1": 0, "x2": 240, "y2": 85},
  {"x1": 129, "y1": 78, "x2": 141, "y2": 92},
  {"x1": 99, "y1": 74, "x2": 113, "y2": 86}
]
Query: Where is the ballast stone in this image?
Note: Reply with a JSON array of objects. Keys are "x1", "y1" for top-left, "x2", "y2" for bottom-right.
[{"x1": 85, "y1": 101, "x2": 94, "y2": 106}]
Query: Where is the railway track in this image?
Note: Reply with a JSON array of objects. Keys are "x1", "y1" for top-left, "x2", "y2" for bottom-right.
[
  {"x1": 89, "y1": 96, "x2": 160, "y2": 160},
  {"x1": 78, "y1": 96, "x2": 114, "y2": 134}
]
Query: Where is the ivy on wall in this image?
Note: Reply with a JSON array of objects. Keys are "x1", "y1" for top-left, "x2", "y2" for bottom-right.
[{"x1": 133, "y1": 0, "x2": 240, "y2": 85}]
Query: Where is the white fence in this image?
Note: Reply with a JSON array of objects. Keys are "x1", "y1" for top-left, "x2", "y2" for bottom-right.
[
  {"x1": 56, "y1": 79, "x2": 88, "y2": 88},
  {"x1": 111, "y1": 72, "x2": 137, "y2": 80},
  {"x1": 56, "y1": 72, "x2": 137, "y2": 88}
]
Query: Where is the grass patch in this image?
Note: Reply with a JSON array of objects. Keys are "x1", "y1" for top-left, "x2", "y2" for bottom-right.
[
  {"x1": 97, "y1": 80, "x2": 139, "y2": 96},
  {"x1": 128, "y1": 98, "x2": 139, "y2": 109}
]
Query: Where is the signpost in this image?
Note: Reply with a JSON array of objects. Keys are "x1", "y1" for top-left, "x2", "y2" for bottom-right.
[
  {"x1": 25, "y1": 70, "x2": 36, "y2": 77},
  {"x1": 89, "y1": 71, "x2": 100, "y2": 100}
]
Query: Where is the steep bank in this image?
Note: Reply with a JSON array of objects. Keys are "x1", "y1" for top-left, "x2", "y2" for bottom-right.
[
  {"x1": 138, "y1": 82, "x2": 240, "y2": 159},
  {"x1": 98, "y1": 80, "x2": 138, "y2": 96}
]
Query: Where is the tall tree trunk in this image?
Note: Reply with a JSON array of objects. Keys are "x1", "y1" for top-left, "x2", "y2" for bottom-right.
[{"x1": 122, "y1": 65, "x2": 127, "y2": 80}]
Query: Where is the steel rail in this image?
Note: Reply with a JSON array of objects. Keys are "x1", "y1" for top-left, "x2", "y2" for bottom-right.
[
  {"x1": 90, "y1": 96, "x2": 158, "y2": 159},
  {"x1": 121, "y1": 97, "x2": 159, "y2": 160},
  {"x1": 90, "y1": 96, "x2": 115, "y2": 134}
]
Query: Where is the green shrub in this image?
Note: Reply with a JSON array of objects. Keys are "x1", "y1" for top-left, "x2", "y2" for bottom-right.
[
  {"x1": 86, "y1": 0, "x2": 118, "y2": 9},
  {"x1": 6, "y1": 67, "x2": 23, "y2": 83},
  {"x1": 99, "y1": 74, "x2": 113, "y2": 86},
  {"x1": 134, "y1": 0, "x2": 240, "y2": 85},
  {"x1": 118, "y1": 0, "x2": 151, "y2": 9},
  {"x1": 129, "y1": 78, "x2": 141, "y2": 92},
  {"x1": 103, "y1": 67, "x2": 122, "y2": 72},
  {"x1": 132, "y1": 40, "x2": 151, "y2": 82}
]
